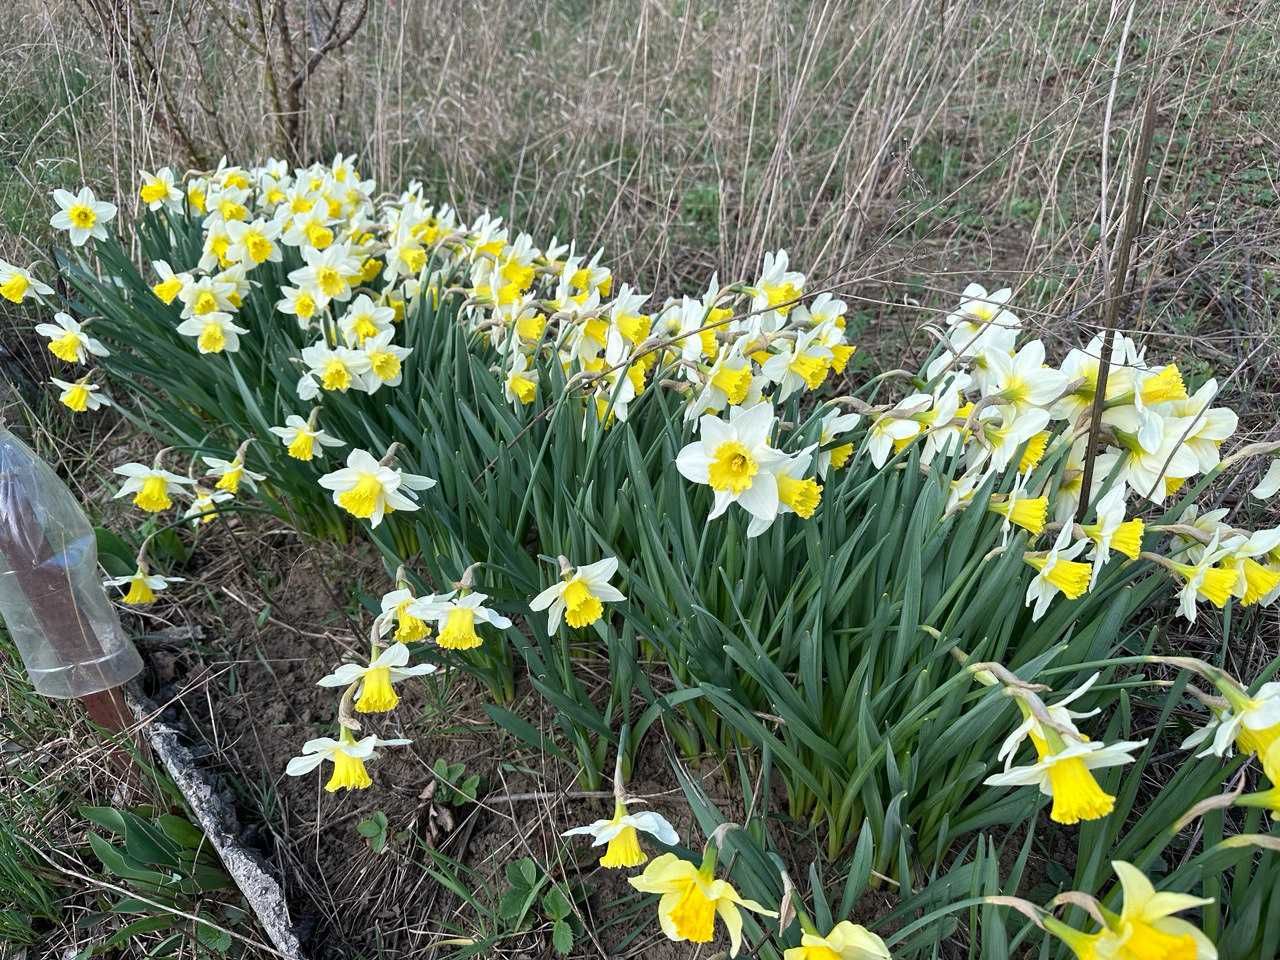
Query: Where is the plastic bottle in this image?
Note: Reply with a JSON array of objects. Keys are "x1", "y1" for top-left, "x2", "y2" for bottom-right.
[{"x1": 0, "y1": 424, "x2": 142, "y2": 697}]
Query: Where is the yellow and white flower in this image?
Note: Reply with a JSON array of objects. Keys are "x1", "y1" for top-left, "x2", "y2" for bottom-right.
[
  {"x1": 0, "y1": 260, "x2": 53, "y2": 304},
  {"x1": 338, "y1": 294, "x2": 395, "y2": 346},
  {"x1": 1163, "y1": 532, "x2": 1239, "y2": 624},
  {"x1": 316, "y1": 642, "x2": 437, "y2": 713},
  {"x1": 529, "y1": 557, "x2": 625, "y2": 633},
  {"x1": 771, "y1": 450, "x2": 823, "y2": 523},
  {"x1": 360, "y1": 330, "x2": 412, "y2": 392},
  {"x1": 269, "y1": 414, "x2": 345, "y2": 461},
  {"x1": 104, "y1": 565, "x2": 185, "y2": 606},
  {"x1": 277, "y1": 284, "x2": 323, "y2": 329},
  {"x1": 149, "y1": 259, "x2": 190, "y2": 305},
  {"x1": 984, "y1": 733, "x2": 1144, "y2": 825},
  {"x1": 982, "y1": 338, "x2": 1068, "y2": 418},
  {"x1": 285, "y1": 730, "x2": 411, "y2": 793},
  {"x1": 504, "y1": 352, "x2": 539, "y2": 407},
  {"x1": 50, "y1": 186, "x2": 116, "y2": 246},
  {"x1": 297, "y1": 343, "x2": 371, "y2": 399},
  {"x1": 380, "y1": 587, "x2": 433, "y2": 643},
  {"x1": 1044, "y1": 861, "x2": 1216, "y2": 960},
  {"x1": 225, "y1": 218, "x2": 282, "y2": 267},
  {"x1": 411, "y1": 591, "x2": 512, "y2": 650},
  {"x1": 1023, "y1": 525, "x2": 1091, "y2": 620},
  {"x1": 138, "y1": 168, "x2": 183, "y2": 211},
  {"x1": 201, "y1": 451, "x2": 265, "y2": 495},
  {"x1": 783, "y1": 922, "x2": 891, "y2": 960},
  {"x1": 676, "y1": 403, "x2": 787, "y2": 536},
  {"x1": 183, "y1": 487, "x2": 233, "y2": 525},
  {"x1": 629, "y1": 852, "x2": 777, "y2": 956},
  {"x1": 815, "y1": 409, "x2": 861, "y2": 476},
  {"x1": 761, "y1": 327, "x2": 833, "y2": 401},
  {"x1": 562, "y1": 801, "x2": 679, "y2": 869},
  {"x1": 35, "y1": 313, "x2": 109, "y2": 364},
  {"x1": 1181, "y1": 680, "x2": 1280, "y2": 759},
  {"x1": 176, "y1": 311, "x2": 249, "y2": 353},
  {"x1": 177, "y1": 275, "x2": 236, "y2": 319},
  {"x1": 50, "y1": 377, "x2": 109, "y2": 413},
  {"x1": 112, "y1": 463, "x2": 193, "y2": 513},
  {"x1": 318, "y1": 448, "x2": 435, "y2": 526},
  {"x1": 1080, "y1": 485, "x2": 1144, "y2": 586}
]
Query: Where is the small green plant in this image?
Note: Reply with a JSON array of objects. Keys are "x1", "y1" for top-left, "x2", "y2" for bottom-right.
[
  {"x1": 499, "y1": 857, "x2": 579, "y2": 956},
  {"x1": 356, "y1": 810, "x2": 390, "y2": 854},
  {"x1": 432, "y1": 759, "x2": 481, "y2": 806}
]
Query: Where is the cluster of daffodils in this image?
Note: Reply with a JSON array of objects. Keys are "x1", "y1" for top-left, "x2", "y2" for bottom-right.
[
  {"x1": 972, "y1": 652, "x2": 1280, "y2": 841},
  {"x1": 562, "y1": 781, "x2": 889, "y2": 960},
  {"x1": 101, "y1": 443, "x2": 263, "y2": 604},
  {"x1": 857, "y1": 283, "x2": 1276, "y2": 624},
  {"x1": 285, "y1": 565, "x2": 513, "y2": 791},
  {"x1": 35, "y1": 159, "x2": 1278, "y2": 625}
]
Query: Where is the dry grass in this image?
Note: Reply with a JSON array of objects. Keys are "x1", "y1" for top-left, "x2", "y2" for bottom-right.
[{"x1": 2, "y1": 0, "x2": 1280, "y2": 956}]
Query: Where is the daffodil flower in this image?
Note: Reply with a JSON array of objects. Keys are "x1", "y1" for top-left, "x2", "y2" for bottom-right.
[
  {"x1": 176, "y1": 311, "x2": 249, "y2": 354},
  {"x1": 529, "y1": 557, "x2": 625, "y2": 633},
  {"x1": 138, "y1": 167, "x2": 182, "y2": 211},
  {"x1": 0, "y1": 260, "x2": 53, "y2": 304},
  {"x1": 771, "y1": 449, "x2": 823, "y2": 522},
  {"x1": 1181, "y1": 680, "x2": 1280, "y2": 759},
  {"x1": 35, "y1": 313, "x2": 109, "y2": 365},
  {"x1": 1160, "y1": 532, "x2": 1239, "y2": 624},
  {"x1": 1218, "y1": 527, "x2": 1280, "y2": 607},
  {"x1": 285, "y1": 729, "x2": 411, "y2": 793},
  {"x1": 1044, "y1": 861, "x2": 1215, "y2": 960},
  {"x1": 112, "y1": 463, "x2": 194, "y2": 513},
  {"x1": 225, "y1": 218, "x2": 282, "y2": 266},
  {"x1": 317, "y1": 642, "x2": 437, "y2": 714},
  {"x1": 50, "y1": 186, "x2": 116, "y2": 246},
  {"x1": 104, "y1": 565, "x2": 185, "y2": 606},
  {"x1": 761, "y1": 327, "x2": 833, "y2": 401},
  {"x1": 504, "y1": 351, "x2": 539, "y2": 407},
  {"x1": 983, "y1": 339, "x2": 1068, "y2": 418},
  {"x1": 867, "y1": 400, "x2": 926, "y2": 469},
  {"x1": 297, "y1": 343, "x2": 371, "y2": 399},
  {"x1": 338, "y1": 293, "x2": 395, "y2": 346},
  {"x1": 676, "y1": 403, "x2": 787, "y2": 536},
  {"x1": 994, "y1": 673, "x2": 1102, "y2": 770},
  {"x1": 972, "y1": 405, "x2": 1049, "y2": 474},
  {"x1": 359, "y1": 330, "x2": 412, "y2": 391},
  {"x1": 984, "y1": 734, "x2": 1144, "y2": 825},
  {"x1": 411, "y1": 590, "x2": 512, "y2": 650},
  {"x1": 562, "y1": 800, "x2": 679, "y2": 869},
  {"x1": 1023, "y1": 525, "x2": 1091, "y2": 620},
  {"x1": 184, "y1": 487, "x2": 233, "y2": 525},
  {"x1": 318, "y1": 448, "x2": 435, "y2": 526},
  {"x1": 629, "y1": 851, "x2": 777, "y2": 956},
  {"x1": 748, "y1": 248, "x2": 805, "y2": 331},
  {"x1": 815, "y1": 409, "x2": 861, "y2": 476},
  {"x1": 987, "y1": 474, "x2": 1047, "y2": 544},
  {"x1": 51, "y1": 377, "x2": 109, "y2": 413},
  {"x1": 201, "y1": 452, "x2": 265, "y2": 495},
  {"x1": 1080, "y1": 485, "x2": 1144, "y2": 586},
  {"x1": 269, "y1": 413, "x2": 345, "y2": 461},
  {"x1": 783, "y1": 922, "x2": 891, "y2": 960},
  {"x1": 380, "y1": 587, "x2": 433, "y2": 643}
]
